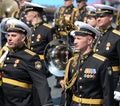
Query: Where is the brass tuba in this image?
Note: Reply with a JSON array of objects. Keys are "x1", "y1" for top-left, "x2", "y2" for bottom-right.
[
  {"x1": 44, "y1": 39, "x2": 73, "y2": 77},
  {"x1": 0, "y1": 0, "x2": 19, "y2": 18}
]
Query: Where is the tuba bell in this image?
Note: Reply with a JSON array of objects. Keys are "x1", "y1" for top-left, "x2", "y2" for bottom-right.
[
  {"x1": 44, "y1": 39, "x2": 73, "y2": 77},
  {"x1": 0, "y1": 0, "x2": 19, "y2": 18}
]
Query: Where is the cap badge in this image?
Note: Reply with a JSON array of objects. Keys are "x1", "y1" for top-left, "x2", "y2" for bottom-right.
[
  {"x1": 10, "y1": 22, "x2": 15, "y2": 29},
  {"x1": 97, "y1": 8, "x2": 101, "y2": 13}
]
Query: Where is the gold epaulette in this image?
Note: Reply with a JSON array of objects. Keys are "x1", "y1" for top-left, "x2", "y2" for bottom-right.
[
  {"x1": 24, "y1": 49, "x2": 36, "y2": 56},
  {"x1": 93, "y1": 53, "x2": 106, "y2": 61},
  {"x1": 112, "y1": 30, "x2": 120, "y2": 36},
  {"x1": 43, "y1": 23, "x2": 53, "y2": 28},
  {"x1": 73, "y1": 7, "x2": 79, "y2": 12}
]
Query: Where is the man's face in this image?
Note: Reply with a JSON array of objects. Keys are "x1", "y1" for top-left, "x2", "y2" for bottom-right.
[
  {"x1": 87, "y1": 17, "x2": 97, "y2": 27},
  {"x1": 76, "y1": 0, "x2": 87, "y2": 9},
  {"x1": 7, "y1": 32, "x2": 25, "y2": 49},
  {"x1": 64, "y1": 0, "x2": 73, "y2": 7},
  {"x1": 96, "y1": 14, "x2": 113, "y2": 29},
  {"x1": 73, "y1": 35, "x2": 92, "y2": 53},
  {"x1": 25, "y1": 11, "x2": 38, "y2": 22}
]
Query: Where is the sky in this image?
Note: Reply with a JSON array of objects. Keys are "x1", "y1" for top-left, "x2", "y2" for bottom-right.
[{"x1": 32, "y1": 0, "x2": 101, "y2": 7}]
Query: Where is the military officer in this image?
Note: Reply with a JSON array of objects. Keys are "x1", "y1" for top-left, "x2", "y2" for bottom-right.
[
  {"x1": 54, "y1": 0, "x2": 79, "y2": 88},
  {"x1": 0, "y1": 18, "x2": 54, "y2": 106},
  {"x1": 86, "y1": 5, "x2": 97, "y2": 28},
  {"x1": 93, "y1": 4, "x2": 120, "y2": 106},
  {"x1": 22, "y1": 2, "x2": 54, "y2": 77},
  {"x1": 54, "y1": 0, "x2": 79, "y2": 40},
  {"x1": 76, "y1": 0, "x2": 87, "y2": 22},
  {"x1": 12, "y1": 0, "x2": 32, "y2": 20},
  {"x1": 63, "y1": 21, "x2": 114, "y2": 106}
]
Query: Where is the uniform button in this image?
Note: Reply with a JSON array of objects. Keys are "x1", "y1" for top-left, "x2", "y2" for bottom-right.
[
  {"x1": 98, "y1": 41, "x2": 100, "y2": 44},
  {"x1": 32, "y1": 34, "x2": 34, "y2": 37},
  {"x1": 79, "y1": 94, "x2": 82, "y2": 97},
  {"x1": 79, "y1": 77, "x2": 82, "y2": 80},
  {"x1": 6, "y1": 57, "x2": 9, "y2": 60},
  {"x1": 80, "y1": 68, "x2": 82, "y2": 71},
  {"x1": 80, "y1": 86, "x2": 82, "y2": 89},
  {"x1": 31, "y1": 41, "x2": 34, "y2": 43},
  {"x1": 4, "y1": 64, "x2": 6, "y2": 67},
  {"x1": 30, "y1": 47, "x2": 33, "y2": 50},
  {"x1": 81, "y1": 60, "x2": 84, "y2": 63},
  {"x1": 96, "y1": 49, "x2": 98, "y2": 52}
]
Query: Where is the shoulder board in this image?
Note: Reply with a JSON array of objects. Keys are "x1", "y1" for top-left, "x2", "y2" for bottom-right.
[
  {"x1": 112, "y1": 30, "x2": 120, "y2": 36},
  {"x1": 2, "y1": 46, "x2": 9, "y2": 51},
  {"x1": 93, "y1": 53, "x2": 106, "y2": 61},
  {"x1": 73, "y1": 7, "x2": 79, "y2": 11},
  {"x1": 24, "y1": 49, "x2": 36, "y2": 56},
  {"x1": 43, "y1": 23, "x2": 52, "y2": 28}
]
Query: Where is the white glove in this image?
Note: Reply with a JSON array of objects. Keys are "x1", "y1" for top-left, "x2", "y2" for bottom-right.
[{"x1": 114, "y1": 91, "x2": 120, "y2": 101}]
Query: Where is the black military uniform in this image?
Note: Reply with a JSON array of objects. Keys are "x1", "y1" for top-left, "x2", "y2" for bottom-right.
[
  {"x1": 94, "y1": 27, "x2": 120, "y2": 89},
  {"x1": 76, "y1": 0, "x2": 87, "y2": 22},
  {"x1": 63, "y1": 21, "x2": 114, "y2": 106},
  {"x1": 54, "y1": 2, "x2": 79, "y2": 88},
  {"x1": 93, "y1": 4, "x2": 120, "y2": 91},
  {"x1": 55, "y1": 3, "x2": 79, "y2": 40},
  {"x1": 22, "y1": 2, "x2": 54, "y2": 77},
  {"x1": 64, "y1": 52, "x2": 113, "y2": 106},
  {"x1": 0, "y1": 18, "x2": 54, "y2": 106}
]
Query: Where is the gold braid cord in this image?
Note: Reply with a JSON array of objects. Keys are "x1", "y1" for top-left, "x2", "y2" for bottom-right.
[
  {"x1": 0, "y1": 45, "x2": 9, "y2": 68},
  {"x1": 64, "y1": 58, "x2": 78, "y2": 89}
]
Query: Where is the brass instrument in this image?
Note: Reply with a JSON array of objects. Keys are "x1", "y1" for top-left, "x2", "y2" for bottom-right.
[
  {"x1": 44, "y1": 39, "x2": 73, "y2": 77},
  {"x1": 0, "y1": 0, "x2": 19, "y2": 18}
]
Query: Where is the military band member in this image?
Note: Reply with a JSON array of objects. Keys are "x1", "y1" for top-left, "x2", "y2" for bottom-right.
[
  {"x1": 54, "y1": 0, "x2": 79, "y2": 88},
  {"x1": 115, "y1": 9, "x2": 120, "y2": 30},
  {"x1": 0, "y1": 18, "x2": 54, "y2": 106},
  {"x1": 12, "y1": 0, "x2": 32, "y2": 20},
  {"x1": 54, "y1": 0, "x2": 79, "y2": 40},
  {"x1": 22, "y1": 2, "x2": 54, "y2": 77},
  {"x1": 76, "y1": 0, "x2": 87, "y2": 22},
  {"x1": 93, "y1": 4, "x2": 120, "y2": 106},
  {"x1": 63, "y1": 21, "x2": 113, "y2": 106},
  {"x1": 86, "y1": 5, "x2": 97, "y2": 28}
]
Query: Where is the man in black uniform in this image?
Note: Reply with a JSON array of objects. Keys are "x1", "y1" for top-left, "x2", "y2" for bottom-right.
[
  {"x1": 76, "y1": 0, "x2": 87, "y2": 22},
  {"x1": 54, "y1": 0, "x2": 79, "y2": 40},
  {"x1": 0, "y1": 18, "x2": 54, "y2": 106},
  {"x1": 54, "y1": 0, "x2": 79, "y2": 88},
  {"x1": 93, "y1": 4, "x2": 120, "y2": 106},
  {"x1": 63, "y1": 21, "x2": 114, "y2": 106},
  {"x1": 22, "y1": 2, "x2": 54, "y2": 77},
  {"x1": 12, "y1": 0, "x2": 32, "y2": 20}
]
